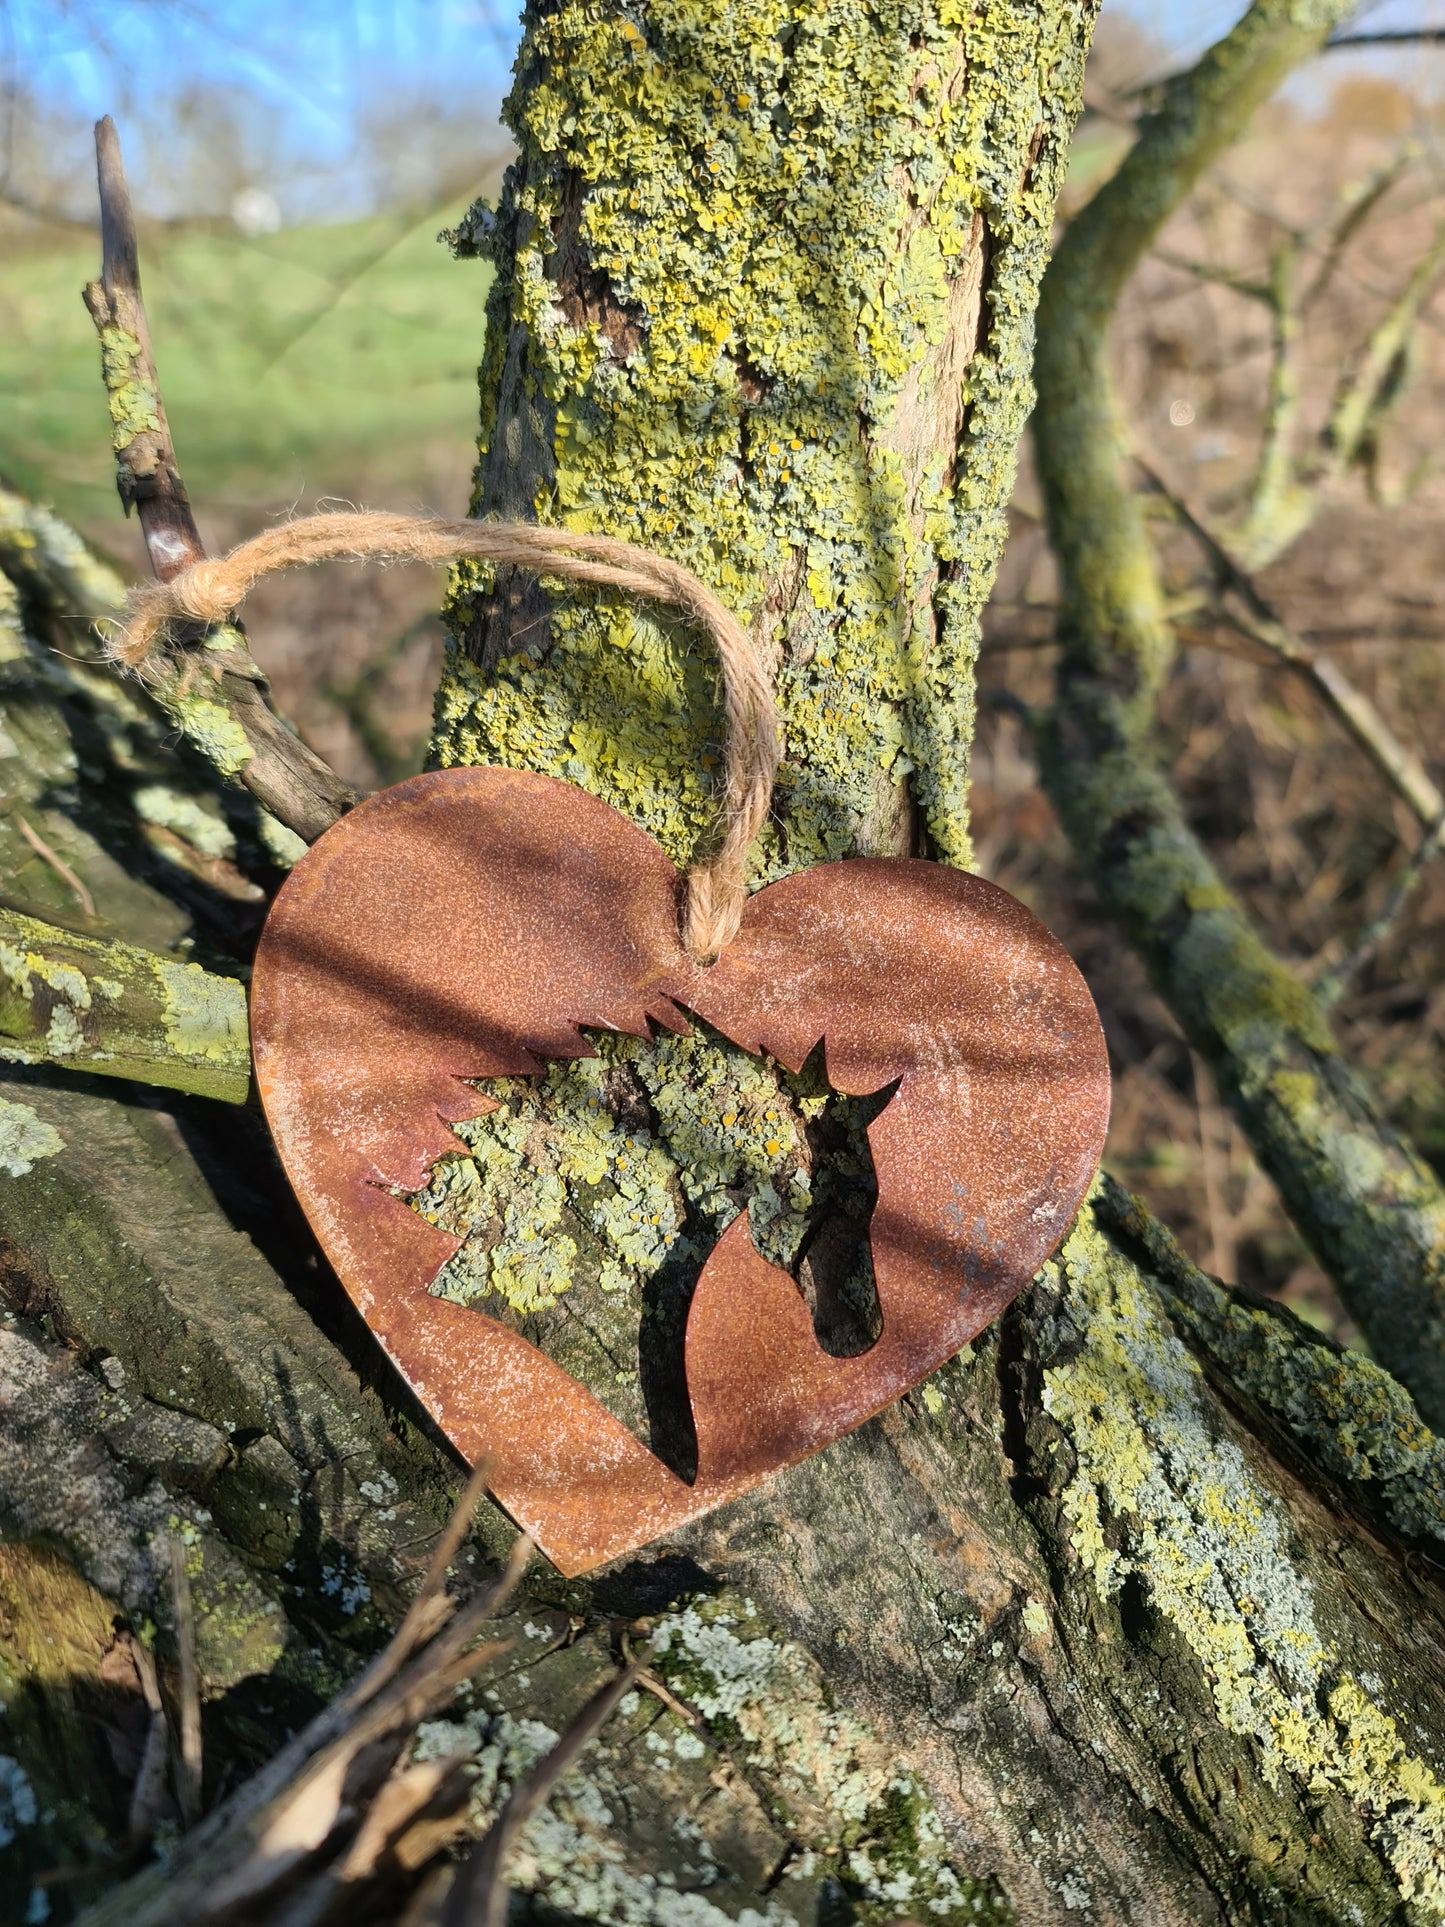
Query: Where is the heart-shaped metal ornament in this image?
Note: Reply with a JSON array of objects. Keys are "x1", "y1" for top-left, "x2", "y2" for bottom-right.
[
  {"x1": 124, "y1": 510, "x2": 1110, "y2": 1576},
  {"x1": 251, "y1": 766, "x2": 1110, "y2": 1576}
]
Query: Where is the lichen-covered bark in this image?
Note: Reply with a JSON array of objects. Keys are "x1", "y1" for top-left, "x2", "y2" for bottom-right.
[
  {"x1": 1030, "y1": 0, "x2": 1445, "y2": 1428},
  {"x1": 437, "y1": 0, "x2": 1090, "y2": 873},
  {"x1": 0, "y1": 906, "x2": 249, "y2": 1103}
]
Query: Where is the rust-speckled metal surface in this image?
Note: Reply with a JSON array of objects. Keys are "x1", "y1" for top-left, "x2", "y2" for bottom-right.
[{"x1": 250, "y1": 769, "x2": 1110, "y2": 1575}]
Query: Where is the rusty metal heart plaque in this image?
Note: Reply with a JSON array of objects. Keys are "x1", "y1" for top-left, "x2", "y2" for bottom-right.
[{"x1": 251, "y1": 768, "x2": 1109, "y2": 1575}]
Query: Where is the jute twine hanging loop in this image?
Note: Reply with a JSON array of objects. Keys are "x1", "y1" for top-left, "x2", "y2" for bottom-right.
[{"x1": 116, "y1": 512, "x2": 780, "y2": 960}]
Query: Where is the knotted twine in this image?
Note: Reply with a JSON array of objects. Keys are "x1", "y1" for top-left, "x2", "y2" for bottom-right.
[{"x1": 114, "y1": 511, "x2": 780, "y2": 961}]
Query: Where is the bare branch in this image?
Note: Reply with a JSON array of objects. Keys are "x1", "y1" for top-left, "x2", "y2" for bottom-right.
[
  {"x1": 1191, "y1": 1052, "x2": 1237, "y2": 1282},
  {"x1": 125, "y1": 1633, "x2": 172, "y2": 1848},
  {"x1": 169, "y1": 1538, "x2": 204, "y2": 1830},
  {"x1": 1301, "y1": 145, "x2": 1417, "y2": 309},
  {"x1": 1325, "y1": 27, "x2": 1445, "y2": 46},
  {"x1": 1139, "y1": 463, "x2": 1444, "y2": 829},
  {"x1": 14, "y1": 814, "x2": 96, "y2": 918},
  {"x1": 1246, "y1": 236, "x2": 1308, "y2": 544},
  {"x1": 1315, "y1": 807, "x2": 1445, "y2": 1009},
  {"x1": 1220, "y1": 600, "x2": 1444, "y2": 826},
  {"x1": 83, "y1": 116, "x2": 203, "y2": 579},
  {"x1": 80, "y1": 118, "x2": 357, "y2": 843},
  {"x1": 1324, "y1": 217, "x2": 1445, "y2": 479},
  {"x1": 1151, "y1": 248, "x2": 1273, "y2": 302}
]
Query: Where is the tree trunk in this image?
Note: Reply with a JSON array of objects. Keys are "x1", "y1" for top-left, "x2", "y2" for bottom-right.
[{"x1": 5, "y1": 6, "x2": 1445, "y2": 1925}]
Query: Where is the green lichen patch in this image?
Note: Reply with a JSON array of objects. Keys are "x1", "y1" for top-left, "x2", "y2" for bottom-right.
[
  {"x1": 159, "y1": 694, "x2": 254, "y2": 778},
  {"x1": 406, "y1": 1018, "x2": 885, "y2": 1464},
  {"x1": 96, "y1": 324, "x2": 162, "y2": 454},
  {"x1": 1042, "y1": 1203, "x2": 1445, "y2": 1913},
  {"x1": 0, "y1": 575, "x2": 28, "y2": 668}
]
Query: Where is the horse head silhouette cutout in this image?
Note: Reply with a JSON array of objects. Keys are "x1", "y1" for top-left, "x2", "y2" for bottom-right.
[{"x1": 251, "y1": 768, "x2": 1110, "y2": 1575}]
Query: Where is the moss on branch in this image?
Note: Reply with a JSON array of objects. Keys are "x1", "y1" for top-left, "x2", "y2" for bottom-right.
[{"x1": 1034, "y1": 0, "x2": 1356, "y2": 718}]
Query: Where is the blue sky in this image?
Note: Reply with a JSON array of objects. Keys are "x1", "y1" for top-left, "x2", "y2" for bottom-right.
[{"x1": 5, "y1": 2, "x2": 516, "y2": 153}]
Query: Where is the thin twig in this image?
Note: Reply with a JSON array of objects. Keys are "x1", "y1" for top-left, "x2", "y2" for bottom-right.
[
  {"x1": 1246, "y1": 233, "x2": 1305, "y2": 539},
  {"x1": 1137, "y1": 462, "x2": 1444, "y2": 829},
  {"x1": 125, "y1": 1633, "x2": 172, "y2": 1846},
  {"x1": 1152, "y1": 248, "x2": 1272, "y2": 302},
  {"x1": 1191, "y1": 1052, "x2": 1236, "y2": 1283},
  {"x1": 80, "y1": 117, "x2": 356, "y2": 843},
  {"x1": 169, "y1": 1537, "x2": 204, "y2": 1829},
  {"x1": 366, "y1": 1460, "x2": 495, "y2": 1704},
  {"x1": 160, "y1": 1537, "x2": 529, "y2": 1923},
  {"x1": 633, "y1": 1665, "x2": 701, "y2": 1729},
  {"x1": 1324, "y1": 217, "x2": 1445, "y2": 480},
  {"x1": 14, "y1": 815, "x2": 96, "y2": 917},
  {"x1": 1218, "y1": 601, "x2": 1444, "y2": 828},
  {"x1": 71, "y1": 1501, "x2": 530, "y2": 1927},
  {"x1": 84, "y1": 117, "x2": 203, "y2": 579},
  {"x1": 440, "y1": 1659, "x2": 644, "y2": 1927},
  {"x1": 1326, "y1": 28, "x2": 1445, "y2": 46},
  {"x1": 1316, "y1": 807, "x2": 1445, "y2": 1009},
  {"x1": 1301, "y1": 145, "x2": 1416, "y2": 310}
]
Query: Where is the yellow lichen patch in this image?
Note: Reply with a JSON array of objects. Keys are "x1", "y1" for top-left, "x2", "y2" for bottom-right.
[
  {"x1": 162, "y1": 696, "x2": 253, "y2": 777},
  {"x1": 152, "y1": 957, "x2": 250, "y2": 1067},
  {"x1": 1045, "y1": 1204, "x2": 1445, "y2": 1907},
  {"x1": 97, "y1": 324, "x2": 162, "y2": 452}
]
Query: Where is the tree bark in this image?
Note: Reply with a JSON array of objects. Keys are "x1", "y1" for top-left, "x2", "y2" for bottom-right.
[{"x1": 5, "y1": 6, "x2": 1445, "y2": 1926}]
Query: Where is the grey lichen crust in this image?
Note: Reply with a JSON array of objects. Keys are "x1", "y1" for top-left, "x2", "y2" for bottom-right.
[{"x1": 408, "y1": 1602, "x2": 1008, "y2": 1927}]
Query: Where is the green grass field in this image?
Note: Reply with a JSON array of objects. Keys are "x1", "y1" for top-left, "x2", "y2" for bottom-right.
[{"x1": 0, "y1": 202, "x2": 493, "y2": 538}]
